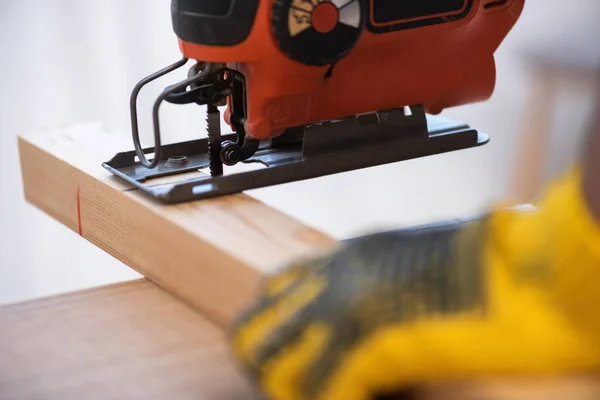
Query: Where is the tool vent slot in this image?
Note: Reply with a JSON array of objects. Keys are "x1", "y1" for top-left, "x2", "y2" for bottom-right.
[
  {"x1": 483, "y1": 0, "x2": 510, "y2": 10},
  {"x1": 175, "y1": 0, "x2": 233, "y2": 16}
]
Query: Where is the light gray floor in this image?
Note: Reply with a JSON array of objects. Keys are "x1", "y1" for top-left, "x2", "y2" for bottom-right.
[{"x1": 0, "y1": 1, "x2": 598, "y2": 305}]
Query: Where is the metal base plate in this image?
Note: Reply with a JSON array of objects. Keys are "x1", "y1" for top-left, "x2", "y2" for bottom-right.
[{"x1": 103, "y1": 107, "x2": 488, "y2": 204}]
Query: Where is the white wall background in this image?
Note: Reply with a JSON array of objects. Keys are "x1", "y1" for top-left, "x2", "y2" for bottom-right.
[{"x1": 0, "y1": 0, "x2": 598, "y2": 305}]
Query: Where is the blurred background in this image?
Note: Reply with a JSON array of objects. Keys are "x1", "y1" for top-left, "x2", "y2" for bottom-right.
[{"x1": 0, "y1": 0, "x2": 598, "y2": 305}]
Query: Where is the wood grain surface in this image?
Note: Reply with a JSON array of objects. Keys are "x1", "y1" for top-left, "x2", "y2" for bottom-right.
[
  {"x1": 0, "y1": 279, "x2": 254, "y2": 400},
  {"x1": 1, "y1": 281, "x2": 598, "y2": 400},
  {"x1": 17, "y1": 123, "x2": 336, "y2": 327}
]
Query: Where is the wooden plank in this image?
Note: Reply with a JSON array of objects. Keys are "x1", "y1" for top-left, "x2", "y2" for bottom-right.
[
  {"x1": 17, "y1": 123, "x2": 336, "y2": 328},
  {"x1": 0, "y1": 279, "x2": 254, "y2": 400}
]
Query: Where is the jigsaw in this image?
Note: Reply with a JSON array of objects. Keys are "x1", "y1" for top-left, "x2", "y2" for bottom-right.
[{"x1": 103, "y1": 0, "x2": 525, "y2": 203}]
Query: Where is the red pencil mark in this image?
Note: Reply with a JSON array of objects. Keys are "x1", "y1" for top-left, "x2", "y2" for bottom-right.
[{"x1": 76, "y1": 187, "x2": 83, "y2": 236}]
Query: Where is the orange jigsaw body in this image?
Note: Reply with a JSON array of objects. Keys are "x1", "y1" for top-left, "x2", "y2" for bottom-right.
[
  {"x1": 105, "y1": 0, "x2": 527, "y2": 203},
  {"x1": 174, "y1": 0, "x2": 524, "y2": 140}
]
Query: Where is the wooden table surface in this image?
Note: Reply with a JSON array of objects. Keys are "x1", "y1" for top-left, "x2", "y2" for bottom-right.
[{"x1": 0, "y1": 280, "x2": 254, "y2": 400}]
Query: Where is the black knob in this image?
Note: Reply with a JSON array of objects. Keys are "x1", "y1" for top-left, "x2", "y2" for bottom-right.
[
  {"x1": 272, "y1": 0, "x2": 366, "y2": 66},
  {"x1": 220, "y1": 140, "x2": 241, "y2": 166}
]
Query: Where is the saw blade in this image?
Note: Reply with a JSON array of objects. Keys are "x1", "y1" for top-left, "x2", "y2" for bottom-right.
[{"x1": 206, "y1": 104, "x2": 224, "y2": 176}]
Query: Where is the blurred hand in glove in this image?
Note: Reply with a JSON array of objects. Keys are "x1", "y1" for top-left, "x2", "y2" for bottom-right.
[{"x1": 230, "y1": 107, "x2": 600, "y2": 400}]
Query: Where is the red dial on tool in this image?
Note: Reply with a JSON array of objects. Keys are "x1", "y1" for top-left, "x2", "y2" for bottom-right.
[
  {"x1": 311, "y1": 3, "x2": 339, "y2": 33},
  {"x1": 272, "y1": 0, "x2": 365, "y2": 66}
]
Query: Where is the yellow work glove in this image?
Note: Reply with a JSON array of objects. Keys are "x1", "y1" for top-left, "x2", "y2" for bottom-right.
[{"x1": 230, "y1": 166, "x2": 600, "y2": 400}]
